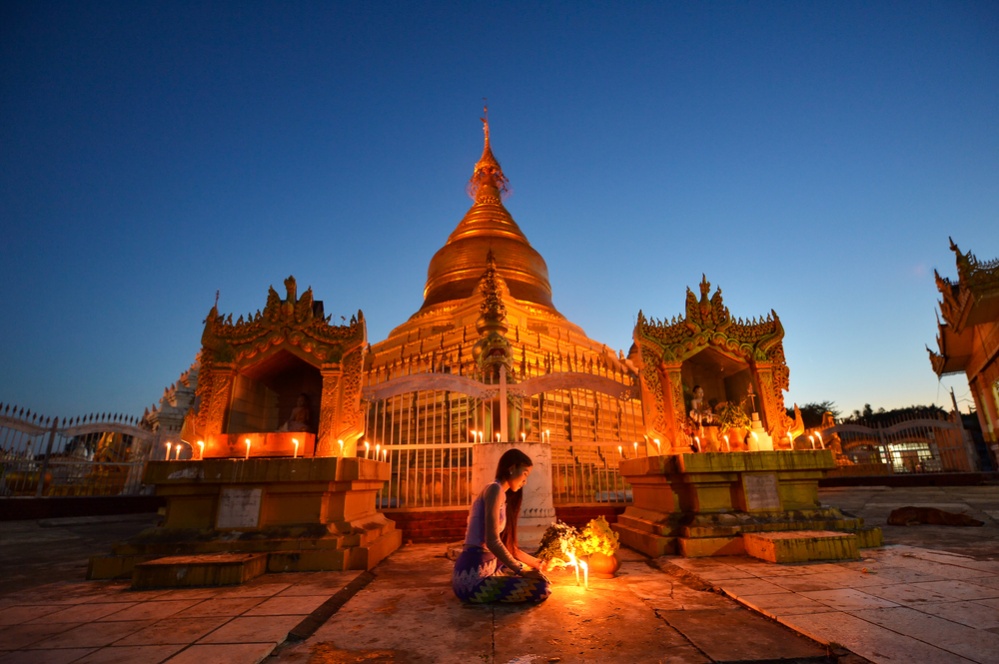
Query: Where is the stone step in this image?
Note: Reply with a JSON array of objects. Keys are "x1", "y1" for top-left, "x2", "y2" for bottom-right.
[
  {"x1": 743, "y1": 530, "x2": 859, "y2": 563},
  {"x1": 132, "y1": 552, "x2": 267, "y2": 589}
]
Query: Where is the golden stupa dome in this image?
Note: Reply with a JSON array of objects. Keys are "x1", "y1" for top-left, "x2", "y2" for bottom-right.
[{"x1": 418, "y1": 117, "x2": 560, "y2": 316}]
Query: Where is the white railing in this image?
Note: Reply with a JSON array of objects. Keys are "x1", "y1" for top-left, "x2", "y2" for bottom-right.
[
  {"x1": 821, "y1": 416, "x2": 975, "y2": 473},
  {"x1": 376, "y1": 440, "x2": 635, "y2": 510},
  {"x1": 376, "y1": 442, "x2": 474, "y2": 510},
  {"x1": 0, "y1": 403, "x2": 156, "y2": 498}
]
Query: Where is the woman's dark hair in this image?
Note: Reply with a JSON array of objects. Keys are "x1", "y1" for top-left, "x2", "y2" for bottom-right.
[{"x1": 494, "y1": 448, "x2": 533, "y2": 553}]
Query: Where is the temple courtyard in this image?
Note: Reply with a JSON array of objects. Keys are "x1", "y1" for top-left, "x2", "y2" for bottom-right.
[{"x1": 0, "y1": 483, "x2": 996, "y2": 664}]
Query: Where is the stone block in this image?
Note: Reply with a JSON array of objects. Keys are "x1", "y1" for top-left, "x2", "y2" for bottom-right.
[
  {"x1": 743, "y1": 530, "x2": 859, "y2": 563},
  {"x1": 132, "y1": 553, "x2": 267, "y2": 589}
]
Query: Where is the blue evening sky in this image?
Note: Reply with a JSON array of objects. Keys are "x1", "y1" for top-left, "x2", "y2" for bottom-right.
[{"x1": 1, "y1": 1, "x2": 995, "y2": 420}]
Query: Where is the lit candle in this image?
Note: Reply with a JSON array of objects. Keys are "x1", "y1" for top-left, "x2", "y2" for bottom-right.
[
  {"x1": 364, "y1": 441, "x2": 370, "y2": 459},
  {"x1": 654, "y1": 439, "x2": 661, "y2": 454},
  {"x1": 375, "y1": 443, "x2": 381, "y2": 460},
  {"x1": 633, "y1": 441, "x2": 639, "y2": 456},
  {"x1": 694, "y1": 436, "x2": 701, "y2": 453},
  {"x1": 292, "y1": 438, "x2": 299, "y2": 458},
  {"x1": 197, "y1": 440, "x2": 205, "y2": 460},
  {"x1": 816, "y1": 432, "x2": 825, "y2": 449},
  {"x1": 521, "y1": 432, "x2": 526, "y2": 442},
  {"x1": 382, "y1": 449, "x2": 388, "y2": 461},
  {"x1": 175, "y1": 445, "x2": 182, "y2": 460},
  {"x1": 618, "y1": 445, "x2": 623, "y2": 458},
  {"x1": 338, "y1": 439, "x2": 344, "y2": 455},
  {"x1": 165, "y1": 442, "x2": 172, "y2": 460},
  {"x1": 581, "y1": 559, "x2": 589, "y2": 590},
  {"x1": 808, "y1": 435, "x2": 816, "y2": 450},
  {"x1": 545, "y1": 429, "x2": 550, "y2": 444},
  {"x1": 245, "y1": 438, "x2": 251, "y2": 460},
  {"x1": 724, "y1": 434, "x2": 730, "y2": 452},
  {"x1": 496, "y1": 433, "x2": 500, "y2": 442}
]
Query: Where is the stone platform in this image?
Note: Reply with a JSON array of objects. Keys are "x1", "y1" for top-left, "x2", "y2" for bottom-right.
[
  {"x1": 88, "y1": 456, "x2": 401, "y2": 586},
  {"x1": 614, "y1": 450, "x2": 882, "y2": 560}
]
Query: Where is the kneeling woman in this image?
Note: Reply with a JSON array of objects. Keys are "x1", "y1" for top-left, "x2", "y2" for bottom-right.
[{"x1": 452, "y1": 448, "x2": 551, "y2": 604}]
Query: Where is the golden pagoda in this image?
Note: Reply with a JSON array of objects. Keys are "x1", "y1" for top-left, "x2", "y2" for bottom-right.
[{"x1": 363, "y1": 115, "x2": 645, "y2": 465}]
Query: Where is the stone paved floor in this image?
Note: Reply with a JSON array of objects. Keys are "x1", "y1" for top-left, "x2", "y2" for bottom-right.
[{"x1": 0, "y1": 482, "x2": 996, "y2": 663}]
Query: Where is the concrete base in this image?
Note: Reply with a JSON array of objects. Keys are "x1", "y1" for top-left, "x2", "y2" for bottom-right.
[
  {"x1": 743, "y1": 530, "x2": 859, "y2": 563},
  {"x1": 88, "y1": 457, "x2": 401, "y2": 585},
  {"x1": 613, "y1": 451, "x2": 882, "y2": 559},
  {"x1": 132, "y1": 553, "x2": 267, "y2": 589}
]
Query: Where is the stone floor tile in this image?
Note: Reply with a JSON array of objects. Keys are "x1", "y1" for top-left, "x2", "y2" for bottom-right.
[
  {"x1": 26, "y1": 602, "x2": 139, "y2": 623},
  {"x1": 196, "y1": 615, "x2": 300, "y2": 644},
  {"x1": 241, "y1": 594, "x2": 327, "y2": 616},
  {"x1": 860, "y1": 566, "x2": 949, "y2": 584},
  {"x1": 503, "y1": 586, "x2": 711, "y2": 664},
  {"x1": 171, "y1": 596, "x2": 265, "y2": 618},
  {"x1": 660, "y1": 608, "x2": 826, "y2": 661},
  {"x1": 786, "y1": 610, "x2": 977, "y2": 663},
  {"x1": 29, "y1": 620, "x2": 152, "y2": 649},
  {"x1": 861, "y1": 582, "x2": 959, "y2": 604},
  {"x1": 272, "y1": 571, "x2": 361, "y2": 596},
  {"x1": 210, "y1": 582, "x2": 291, "y2": 598},
  {"x1": 98, "y1": 599, "x2": 202, "y2": 622},
  {"x1": 916, "y1": 600, "x2": 999, "y2": 630},
  {"x1": 738, "y1": 591, "x2": 834, "y2": 614},
  {"x1": 686, "y1": 567, "x2": 755, "y2": 581},
  {"x1": 911, "y1": 579, "x2": 999, "y2": 600},
  {"x1": 0, "y1": 604, "x2": 65, "y2": 625},
  {"x1": 148, "y1": 587, "x2": 222, "y2": 601},
  {"x1": 762, "y1": 575, "x2": 850, "y2": 593},
  {"x1": 799, "y1": 588, "x2": 900, "y2": 611},
  {"x1": 851, "y1": 605, "x2": 999, "y2": 663},
  {"x1": 163, "y1": 643, "x2": 277, "y2": 664},
  {"x1": 73, "y1": 644, "x2": 185, "y2": 663},
  {"x1": 114, "y1": 616, "x2": 231, "y2": 646},
  {"x1": 0, "y1": 647, "x2": 97, "y2": 664},
  {"x1": 0, "y1": 621, "x2": 75, "y2": 650},
  {"x1": 714, "y1": 577, "x2": 788, "y2": 596}
]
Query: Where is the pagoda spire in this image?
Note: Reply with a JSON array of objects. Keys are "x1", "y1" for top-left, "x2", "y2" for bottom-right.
[{"x1": 468, "y1": 104, "x2": 509, "y2": 203}]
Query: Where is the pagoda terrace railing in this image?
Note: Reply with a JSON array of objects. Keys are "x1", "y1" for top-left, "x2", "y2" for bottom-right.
[
  {"x1": 820, "y1": 413, "x2": 977, "y2": 474},
  {"x1": 375, "y1": 440, "x2": 634, "y2": 511},
  {"x1": 0, "y1": 403, "x2": 155, "y2": 498}
]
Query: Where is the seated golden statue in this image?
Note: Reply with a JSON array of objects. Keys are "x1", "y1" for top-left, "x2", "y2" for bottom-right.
[{"x1": 280, "y1": 393, "x2": 312, "y2": 432}]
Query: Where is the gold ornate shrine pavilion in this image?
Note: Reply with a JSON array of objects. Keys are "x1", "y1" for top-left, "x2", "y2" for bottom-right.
[
  {"x1": 188, "y1": 118, "x2": 795, "y2": 462},
  {"x1": 929, "y1": 239, "x2": 999, "y2": 449}
]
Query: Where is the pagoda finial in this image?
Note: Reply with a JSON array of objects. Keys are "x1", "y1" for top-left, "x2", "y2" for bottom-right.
[
  {"x1": 481, "y1": 99, "x2": 490, "y2": 147},
  {"x1": 468, "y1": 104, "x2": 509, "y2": 203}
]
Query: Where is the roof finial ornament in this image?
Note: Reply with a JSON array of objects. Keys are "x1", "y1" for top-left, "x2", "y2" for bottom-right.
[
  {"x1": 481, "y1": 98, "x2": 490, "y2": 146},
  {"x1": 468, "y1": 100, "x2": 509, "y2": 202}
]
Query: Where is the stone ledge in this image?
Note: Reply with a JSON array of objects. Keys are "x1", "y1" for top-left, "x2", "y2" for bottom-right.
[{"x1": 743, "y1": 530, "x2": 859, "y2": 563}]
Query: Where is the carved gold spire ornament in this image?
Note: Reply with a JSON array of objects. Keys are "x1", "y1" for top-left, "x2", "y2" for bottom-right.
[{"x1": 419, "y1": 115, "x2": 559, "y2": 315}]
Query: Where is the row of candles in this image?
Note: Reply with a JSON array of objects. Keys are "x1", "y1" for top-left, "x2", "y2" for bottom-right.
[
  {"x1": 163, "y1": 437, "x2": 391, "y2": 461},
  {"x1": 164, "y1": 430, "x2": 826, "y2": 460},
  {"x1": 467, "y1": 430, "x2": 554, "y2": 443}
]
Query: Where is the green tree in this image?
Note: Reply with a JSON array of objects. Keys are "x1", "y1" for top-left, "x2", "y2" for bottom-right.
[{"x1": 786, "y1": 401, "x2": 840, "y2": 428}]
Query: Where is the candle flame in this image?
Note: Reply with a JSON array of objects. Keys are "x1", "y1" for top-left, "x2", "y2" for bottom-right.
[{"x1": 197, "y1": 440, "x2": 205, "y2": 460}]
